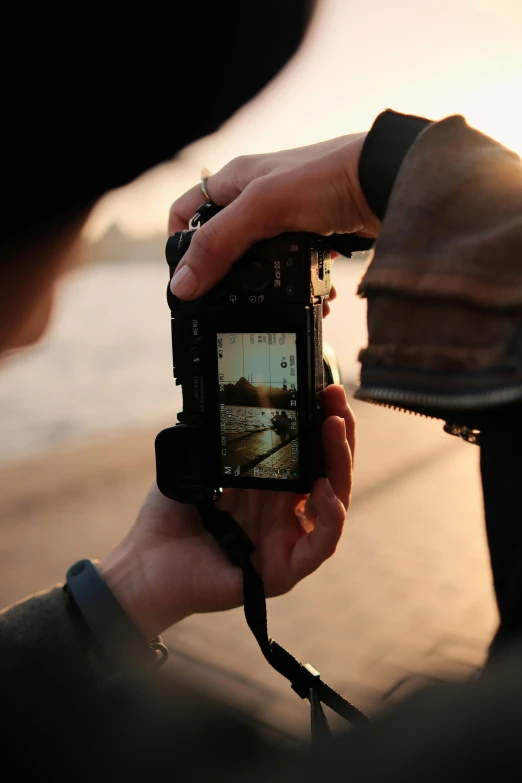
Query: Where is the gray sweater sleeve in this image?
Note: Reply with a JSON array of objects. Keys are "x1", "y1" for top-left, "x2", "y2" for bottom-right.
[
  {"x1": 0, "y1": 587, "x2": 107, "y2": 779},
  {"x1": 0, "y1": 585, "x2": 95, "y2": 689},
  {"x1": 0, "y1": 587, "x2": 282, "y2": 781}
]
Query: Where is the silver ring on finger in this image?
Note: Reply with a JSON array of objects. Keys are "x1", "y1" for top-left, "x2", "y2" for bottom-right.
[{"x1": 200, "y1": 167, "x2": 213, "y2": 202}]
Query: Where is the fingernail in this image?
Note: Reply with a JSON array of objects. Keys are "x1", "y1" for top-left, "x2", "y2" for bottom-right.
[
  {"x1": 324, "y1": 478, "x2": 335, "y2": 500},
  {"x1": 171, "y1": 264, "x2": 198, "y2": 299}
]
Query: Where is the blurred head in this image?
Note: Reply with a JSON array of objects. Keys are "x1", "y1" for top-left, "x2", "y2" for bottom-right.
[
  {"x1": 0, "y1": 1, "x2": 316, "y2": 356},
  {"x1": 0, "y1": 210, "x2": 90, "y2": 353}
]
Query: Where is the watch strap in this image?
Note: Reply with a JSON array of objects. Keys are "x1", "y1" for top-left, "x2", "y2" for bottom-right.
[{"x1": 66, "y1": 558, "x2": 167, "y2": 671}]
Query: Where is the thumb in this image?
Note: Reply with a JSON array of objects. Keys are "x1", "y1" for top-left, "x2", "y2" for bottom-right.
[{"x1": 170, "y1": 176, "x2": 288, "y2": 300}]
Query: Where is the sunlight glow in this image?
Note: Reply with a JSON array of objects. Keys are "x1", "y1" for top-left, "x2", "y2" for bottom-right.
[{"x1": 456, "y1": 76, "x2": 522, "y2": 157}]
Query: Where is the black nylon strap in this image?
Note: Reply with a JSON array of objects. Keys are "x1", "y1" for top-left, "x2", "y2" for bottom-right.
[{"x1": 197, "y1": 498, "x2": 369, "y2": 731}]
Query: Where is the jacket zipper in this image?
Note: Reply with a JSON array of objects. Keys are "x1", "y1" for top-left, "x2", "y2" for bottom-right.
[
  {"x1": 355, "y1": 384, "x2": 522, "y2": 412},
  {"x1": 354, "y1": 384, "x2": 522, "y2": 444}
]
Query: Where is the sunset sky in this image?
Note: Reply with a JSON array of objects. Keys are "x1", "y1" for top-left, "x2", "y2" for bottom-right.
[
  {"x1": 86, "y1": 0, "x2": 522, "y2": 240},
  {"x1": 217, "y1": 333, "x2": 298, "y2": 387}
]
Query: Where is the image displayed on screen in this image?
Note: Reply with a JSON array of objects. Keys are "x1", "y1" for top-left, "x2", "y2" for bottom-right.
[{"x1": 217, "y1": 332, "x2": 299, "y2": 480}]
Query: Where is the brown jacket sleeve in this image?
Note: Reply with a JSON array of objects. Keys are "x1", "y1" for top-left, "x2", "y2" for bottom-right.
[
  {"x1": 355, "y1": 115, "x2": 522, "y2": 422},
  {"x1": 354, "y1": 114, "x2": 522, "y2": 652}
]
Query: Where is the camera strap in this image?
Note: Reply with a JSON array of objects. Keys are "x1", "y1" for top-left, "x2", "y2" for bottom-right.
[{"x1": 196, "y1": 495, "x2": 369, "y2": 740}]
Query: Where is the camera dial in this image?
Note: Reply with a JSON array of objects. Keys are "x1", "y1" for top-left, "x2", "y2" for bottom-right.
[{"x1": 236, "y1": 259, "x2": 270, "y2": 293}]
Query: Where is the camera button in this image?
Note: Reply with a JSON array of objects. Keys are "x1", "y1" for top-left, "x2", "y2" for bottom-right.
[
  {"x1": 212, "y1": 285, "x2": 226, "y2": 300},
  {"x1": 190, "y1": 347, "x2": 202, "y2": 365},
  {"x1": 240, "y1": 261, "x2": 269, "y2": 292},
  {"x1": 285, "y1": 284, "x2": 295, "y2": 296}
]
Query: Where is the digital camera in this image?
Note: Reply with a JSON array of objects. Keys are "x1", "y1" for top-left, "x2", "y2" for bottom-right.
[{"x1": 155, "y1": 204, "x2": 336, "y2": 503}]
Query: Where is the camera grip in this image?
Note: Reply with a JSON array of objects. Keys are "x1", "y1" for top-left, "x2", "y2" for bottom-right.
[{"x1": 155, "y1": 424, "x2": 208, "y2": 504}]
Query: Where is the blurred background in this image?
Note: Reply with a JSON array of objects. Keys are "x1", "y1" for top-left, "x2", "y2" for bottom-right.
[{"x1": 1, "y1": 0, "x2": 520, "y2": 737}]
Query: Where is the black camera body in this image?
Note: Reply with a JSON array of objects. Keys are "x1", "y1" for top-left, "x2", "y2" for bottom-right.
[{"x1": 155, "y1": 206, "x2": 333, "y2": 503}]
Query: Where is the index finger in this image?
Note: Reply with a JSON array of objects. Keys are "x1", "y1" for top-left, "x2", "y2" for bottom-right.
[
  {"x1": 170, "y1": 178, "x2": 287, "y2": 300},
  {"x1": 168, "y1": 184, "x2": 208, "y2": 233}
]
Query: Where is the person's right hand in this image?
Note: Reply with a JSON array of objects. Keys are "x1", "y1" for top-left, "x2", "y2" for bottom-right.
[{"x1": 169, "y1": 132, "x2": 381, "y2": 301}]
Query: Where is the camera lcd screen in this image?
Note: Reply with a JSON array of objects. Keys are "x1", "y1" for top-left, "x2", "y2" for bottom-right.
[{"x1": 217, "y1": 332, "x2": 299, "y2": 480}]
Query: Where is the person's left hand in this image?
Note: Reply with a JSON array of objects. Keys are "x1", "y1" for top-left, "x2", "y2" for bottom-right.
[
  {"x1": 100, "y1": 385, "x2": 354, "y2": 640},
  {"x1": 168, "y1": 132, "x2": 380, "y2": 305}
]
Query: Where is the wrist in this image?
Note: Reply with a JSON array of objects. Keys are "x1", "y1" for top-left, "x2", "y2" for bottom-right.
[
  {"x1": 100, "y1": 542, "x2": 185, "y2": 641},
  {"x1": 342, "y1": 132, "x2": 381, "y2": 238},
  {"x1": 66, "y1": 558, "x2": 169, "y2": 670}
]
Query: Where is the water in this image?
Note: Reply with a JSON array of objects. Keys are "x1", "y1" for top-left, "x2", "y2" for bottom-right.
[
  {"x1": 0, "y1": 259, "x2": 367, "y2": 464},
  {"x1": 221, "y1": 405, "x2": 281, "y2": 434},
  {"x1": 221, "y1": 405, "x2": 298, "y2": 479}
]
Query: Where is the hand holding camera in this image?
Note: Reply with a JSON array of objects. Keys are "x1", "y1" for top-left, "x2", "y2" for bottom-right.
[
  {"x1": 99, "y1": 133, "x2": 380, "y2": 640},
  {"x1": 168, "y1": 132, "x2": 380, "y2": 302}
]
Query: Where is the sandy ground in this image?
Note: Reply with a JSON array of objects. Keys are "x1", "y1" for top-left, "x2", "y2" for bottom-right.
[{"x1": 0, "y1": 392, "x2": 497, "y2": 737}]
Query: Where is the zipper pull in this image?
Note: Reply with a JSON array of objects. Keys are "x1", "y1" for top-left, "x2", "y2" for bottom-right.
[{"x1": 443, "y1": 423, "x2": 481, "y2": 445}]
